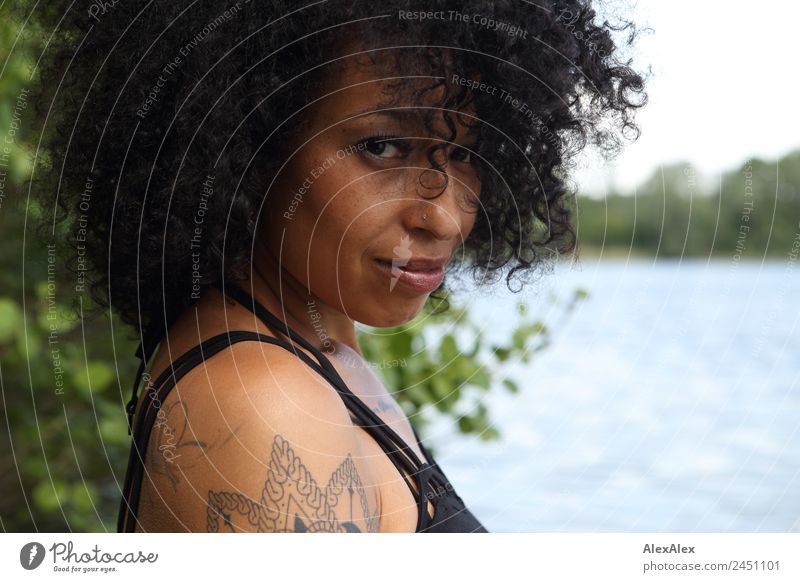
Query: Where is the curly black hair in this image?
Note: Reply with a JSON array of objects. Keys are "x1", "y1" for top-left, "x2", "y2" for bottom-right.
[{"x1": 20, "y1": 0, "x2": 648, "y2": 340}]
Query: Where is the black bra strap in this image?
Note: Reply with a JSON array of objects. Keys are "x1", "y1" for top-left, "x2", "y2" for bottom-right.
[
  {"x1": 119, "y1": 329, "x2": 426, "y2": 532},
  {"x1": 125, "y1": 321, "x2": 169, "y2": 435},
  {"x1": 120, "y1": 284, "x2": 439, "y2": 531},
  {"x1": 119, "y1": 330, "x2": 280, "y2": 532},
  {"x1": 215, "y1": 282, "x2": 441, "y2": 527},
  {"x1": 215, "y1": 282, "x2": 429, "y2": 471}
]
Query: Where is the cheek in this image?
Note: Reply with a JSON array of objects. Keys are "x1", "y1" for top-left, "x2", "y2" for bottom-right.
[
  {"x1": 315, "y1": 162, "x2": 404, "y2": 232},
  {"x1": 299, "y1": 170, "x2": 387, "y2": 275}
]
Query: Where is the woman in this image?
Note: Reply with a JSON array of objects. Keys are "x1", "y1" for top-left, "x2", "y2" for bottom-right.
[{"x1": 26, "y1": 0, "x2": 647, "y2": 532}]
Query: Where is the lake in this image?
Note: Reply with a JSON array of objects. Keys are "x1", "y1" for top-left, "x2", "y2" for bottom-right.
[{"x1": 426, "y1": 258, "x2": 799, "y2": 532}]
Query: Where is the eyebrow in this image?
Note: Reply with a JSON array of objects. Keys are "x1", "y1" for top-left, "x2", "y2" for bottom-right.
[
  {"x1": 345, "y1": 107, "x2": 426, "y2": 123},
  {"x1": 345, "y1": 107, "x2": 480, "y2": 138}
]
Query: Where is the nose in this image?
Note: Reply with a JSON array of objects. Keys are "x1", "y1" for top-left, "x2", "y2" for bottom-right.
[{"x1": 403, "y1": 159, "x2": 475, "y2": 243}]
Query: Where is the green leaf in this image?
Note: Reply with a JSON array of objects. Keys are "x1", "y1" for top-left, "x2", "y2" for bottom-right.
[
  {"x1": 439, "y1": 334, "x2": 459, "y2": 361},
  {"x1": 470, "y1": 367, "x2": 490, "y2": 390},
  {"x1": 405, "y1": 382, "x2": 432, "y2": 407},
  {"x1": 0, "y1": 297, "x2": 22, "y2": 342},
  {"x1": 70, "y1": 483, "x2": 96, "y2": 514},
  {"x1": 502, "y1": 378, "x2": 519, "y2": 394},
  {"x1": 388, "y1": 330, "x2": 413, "y2": 358},
  {"x1": 71, "y1": 361, "x2": 115, "y2": 395},
  {"x1": 512, "y1": 321, "x2": 547, "y2": 350},
  {"x1": 492, "y1": 346, "x2": 511, "y2": 362},
  {"x1": 512, "y1": 327, "x2": 527, "y2": 350},
  {"x1": 478, "y1": 426, "x2": 501, "y2": 441},
  {"x1": 528, "y1": 321, "x2": 547, "y2": 336},
  {"x1": 33, "y1": 480, "x2": 69, "y2": 513},
  {"x1": 36, "y1": 301, "x2": 78, "y2": 334},
  {"x1": 98, "y1": 416, "x2": 129, "y2": 446},
  {"x1": 430, "y1": 376, "x2": 454, "y2": 410}
]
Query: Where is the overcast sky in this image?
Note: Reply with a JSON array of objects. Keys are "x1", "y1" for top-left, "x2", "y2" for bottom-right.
[{"x1": 573, "y1": 0, "x2": 800, "y2": 196}]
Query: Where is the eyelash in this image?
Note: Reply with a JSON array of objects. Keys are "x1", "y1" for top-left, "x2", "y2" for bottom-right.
[
  {"x1": 355, "y1": 133, "x2": 476, "y2": 164},
  {"x1": 356, "y1": 133, "x2": 411, "y2": 159}
]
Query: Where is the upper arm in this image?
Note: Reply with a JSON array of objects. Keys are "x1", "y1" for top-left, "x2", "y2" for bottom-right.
[
  {"x1": 206, "y1": 430, "x2": 378, "y2": 533},
  {"x1": 137, "y1": 341, "x2": 381, "y2": 533}
]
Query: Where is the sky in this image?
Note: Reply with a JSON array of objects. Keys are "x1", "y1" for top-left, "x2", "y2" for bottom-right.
[{"x1": 573, "y1": 0, "x2": 800, "y2": 197}]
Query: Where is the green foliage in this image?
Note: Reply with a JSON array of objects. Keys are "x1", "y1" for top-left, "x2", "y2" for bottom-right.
[
  {"x1": 1, "y1": 7, "x2": 139, "y2": 532},
  {"x1": 0, "y1": 262, "x2": 138, "y2": 532},
  {"x1": 0, "y1": 11, "x2": 39, "y2": 185},
  {"x1": 357, "y1": 288, "x2": 588, "y2": 447}
]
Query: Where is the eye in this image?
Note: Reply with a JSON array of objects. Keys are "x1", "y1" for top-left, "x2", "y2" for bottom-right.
[
  {"x1": 359, "y1": 136, "x2": 409, "y2": 159},
  {"x1": 450, "y1": 144, "x2": 474, "y2": 163}
]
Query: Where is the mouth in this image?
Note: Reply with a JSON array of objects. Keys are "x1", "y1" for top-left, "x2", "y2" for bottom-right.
[{"x1": 372, "y1": 257, "x2": 447, "y2": 293}]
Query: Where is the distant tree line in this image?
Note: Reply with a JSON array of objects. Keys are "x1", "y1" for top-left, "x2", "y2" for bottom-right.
[{"x1": 574, "y1": 152, "x2": 800, "y2": 259}]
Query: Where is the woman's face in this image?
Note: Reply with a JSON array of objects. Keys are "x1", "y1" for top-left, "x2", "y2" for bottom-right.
[{"x1": 260, "y1": 53, "x2": 481, "y2": 328}]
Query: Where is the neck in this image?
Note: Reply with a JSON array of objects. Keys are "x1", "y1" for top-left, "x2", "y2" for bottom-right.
[{"x1": 242, "y1": 241, "x2": 362, "y2": 358}]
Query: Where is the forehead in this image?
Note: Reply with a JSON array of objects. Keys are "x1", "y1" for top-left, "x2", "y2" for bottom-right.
[{"x1": 309, "y1": 44, "x2": 477, "y2": 133}]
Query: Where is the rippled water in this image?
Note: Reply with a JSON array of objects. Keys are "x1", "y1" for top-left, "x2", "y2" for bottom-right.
[{"x1": 426, "y1": 258, "x2": 800, "y2": 532}]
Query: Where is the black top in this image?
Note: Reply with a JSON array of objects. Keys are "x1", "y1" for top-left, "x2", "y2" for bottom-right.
[{"x1": 117, "y1": 282, "x2": 488, "y2": 533}]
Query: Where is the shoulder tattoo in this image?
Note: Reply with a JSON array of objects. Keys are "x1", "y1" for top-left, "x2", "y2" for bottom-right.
[{"x1": 207, "y1": 433, "x2": 379, "y2": 532}]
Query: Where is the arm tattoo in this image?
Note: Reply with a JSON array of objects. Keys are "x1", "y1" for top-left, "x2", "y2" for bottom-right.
[
  {"x1": 143, "y1": 398, "x2": 240, "y2": 518},
  {"x1": 146, "y1": 399, "x2": 209, "y2": 492},
  {"x1": 370, "y1": 396, "x2": 403, "y2": 417},
  {"x1": 207, "y1": 433, "x2": 379, "y2": 533}
]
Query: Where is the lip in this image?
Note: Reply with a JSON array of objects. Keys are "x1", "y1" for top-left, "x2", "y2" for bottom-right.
[{"x1": 372, "y1": 257, "x2": 447, "y2": 293}]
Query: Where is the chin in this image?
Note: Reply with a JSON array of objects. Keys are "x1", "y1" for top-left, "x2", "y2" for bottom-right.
[{"x1": 355, "y1": 296, "x2": 427, "y2": 328}]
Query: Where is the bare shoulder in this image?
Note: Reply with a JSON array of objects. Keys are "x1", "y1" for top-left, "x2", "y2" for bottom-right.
[{"x1": 135, "y1": 338, "x2": 382, "y2": 532}]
